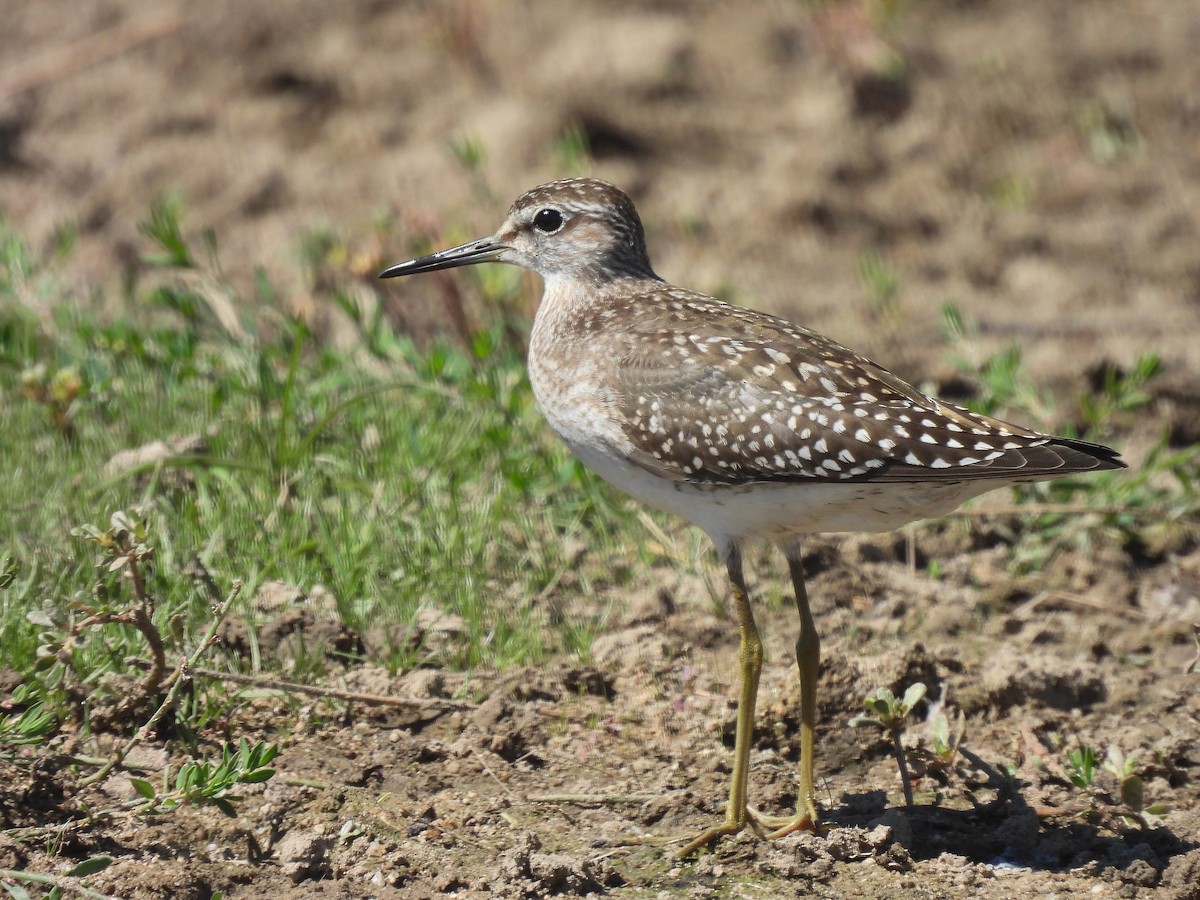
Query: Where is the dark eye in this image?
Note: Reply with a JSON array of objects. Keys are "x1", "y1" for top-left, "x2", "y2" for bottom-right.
[{"x1": 533, "y1": 208, "x2": 564, "y2": 233}]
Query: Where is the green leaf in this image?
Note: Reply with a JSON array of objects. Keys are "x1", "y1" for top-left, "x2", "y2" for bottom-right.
[
  {"x1": 176, "y1": 764, "x2": 200, "y2": 793},
  {"x1": 1067, "y1": 746, "x2": 1098, "y2": 789},
  {"x1": 240, "y1": 768, "x2": 275, "y2": 784},
  {"x1": 66, "y1": 855, "x2": 114, "y2": 877},
  {"x1": 930, "y1": 714, "x2": 949, "y2": 748},
  {"x1": 1120, "y1": 774, "x2": 1145, "y2": 812},
  {"x1": 902, "y1": 682, "x2": 927, "y2": 710},
  {"x1": 129, "y1": 777, "x2": 157, "y2": 800}
]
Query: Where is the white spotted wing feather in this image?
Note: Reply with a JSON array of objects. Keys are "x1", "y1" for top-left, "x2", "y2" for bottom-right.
[{"x1": 605, "y1": 288, "x2": 1119, "y2": 485}]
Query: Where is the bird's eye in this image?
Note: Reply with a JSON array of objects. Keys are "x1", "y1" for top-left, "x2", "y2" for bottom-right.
[{"x1": 533, "y1": 208, "x2": 564, "y2": 233}]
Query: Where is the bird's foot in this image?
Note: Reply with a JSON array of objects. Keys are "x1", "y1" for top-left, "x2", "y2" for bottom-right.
[
  {"x1": 677, "y1": 805, "x2": 820, "y2": 857},
  {"x1": 676, "y1": 815, "x2": 747, "y2": 858},
  {"x1": 747, "y1": 806, "x2": 819, "y2": 840}
]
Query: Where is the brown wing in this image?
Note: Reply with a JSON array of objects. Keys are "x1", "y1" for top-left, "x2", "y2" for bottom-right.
[{"x1": 604, "y1": 288, "x2": 1124, "y2": 485}]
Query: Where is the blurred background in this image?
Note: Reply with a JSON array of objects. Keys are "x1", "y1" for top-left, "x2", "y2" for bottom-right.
[{"x1": 3, "y1": 0, "x2": 1198, "y2": 401}]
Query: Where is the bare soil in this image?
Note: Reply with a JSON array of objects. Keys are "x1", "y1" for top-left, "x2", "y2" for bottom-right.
[{"x1": 3, "y1": 1, "x2": 1200, "y2": 897}]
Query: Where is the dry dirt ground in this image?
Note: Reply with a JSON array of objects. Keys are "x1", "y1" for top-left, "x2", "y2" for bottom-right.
[{"x1": 3, "y1": 1, "x2": 1200, "y2": 897}]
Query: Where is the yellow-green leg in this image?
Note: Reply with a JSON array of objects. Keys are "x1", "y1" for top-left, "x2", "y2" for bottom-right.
[
  {"x1": 678, "y1": 543, "x2": 763, "y2": 857},
  {"x1": 752, "y1": 544, "x2": 821, "y2": 836}
]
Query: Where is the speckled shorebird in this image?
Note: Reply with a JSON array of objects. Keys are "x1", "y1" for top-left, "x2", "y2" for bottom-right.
[{"x1": 380, "y1": 178, "x2": 1124, "y2": 855}]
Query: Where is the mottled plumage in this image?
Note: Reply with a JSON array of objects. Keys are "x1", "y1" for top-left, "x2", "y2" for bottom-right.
[
  {"x1": 578, "y1": 285, "x2": 1117, "y2": 485},
  {"x1": 381, "y1": 177, "x2": 1124, "y2": 855}
]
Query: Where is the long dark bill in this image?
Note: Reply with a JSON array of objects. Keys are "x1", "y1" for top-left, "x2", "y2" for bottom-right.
[{"x1": 378, "y1": 238, "x2": 505, "y2": 278}]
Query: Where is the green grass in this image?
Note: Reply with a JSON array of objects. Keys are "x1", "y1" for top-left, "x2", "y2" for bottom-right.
[
  {"x1": 0, "y1": 211, "x2": 650, "y2": 710},
  {"x1": 938, "y1": 299, "x2": 1200, "y2": 564}
]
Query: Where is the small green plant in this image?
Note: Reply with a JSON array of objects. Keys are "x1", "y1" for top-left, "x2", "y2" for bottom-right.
[
  {"x1": 139, "y1": 196, "x2": 252, "y2": 347},
  {"x1": 1079, "y1": 100, "x2": 1143, "y2": 164},
  {"x1": 448, "y1": 132, "x2": 487, "y2": 175},
  {"x1": 1078, "y1": 354, "x2": 1162, "y2": 432},
  {"x1": 551, "y1": 124, "x2": 592, "y2": 177},
  {"x1": 19, "y1": 509, "x2": 246, "y2": 790},
  {"x1": 1066, "y1": 744, "x2": 1099, "y2": 791},
  {"x1": 129, "y1": 738, "x2": 279, "y2": 818},
  {"x1": 19, "y1": 363, "x2": 84, "y2": 442},
  {"x1": 857, "y1": 252, "x2": 902, "y2": 322},
  {"x1": 1102, "y1": 746, "x2": 1169, "y2": 827},
  {"x1": 447, "y1": 132, "x2": 493, "y2": 204},
  {"x1": 851, "y1": 682, "x2": 927, "y2": 732},
  {"x1": 986, "y1": 172, "x2": 1037, "y2": 210},
  {"x1": 924, "y1": 708, "x2": 965, "y2": 771},
  {"x1": 0, "y1": 697, "x2": 57, "y2": 747},
  {"x1": 940, "y1": 301, "x2": 1052, "y2": 422},
  {"x1": 39, "y1": 510, "x2": 168, "y2": 702},
  {"x1": 1059, "y1": 743, "x2": 1169, "y2": 830},
  {"x1": 850, "y1": 682, "x2": 927, "y2": 808},
  {"x1": 0, "y1": 854, "x2": 114, "y2": 899},
  {"x1": 140, "y1": 194, "x2": 201, "y2": 269}
]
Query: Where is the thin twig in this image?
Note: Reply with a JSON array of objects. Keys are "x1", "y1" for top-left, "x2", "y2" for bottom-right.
[
  {"x1": 81, "y1": 581, "x2": 243, "y2": 787},
  {"x1": 1013, "y1": 589, "x2": 1146, "y2": 621},
  {"x1": 472, "y1": 750, "x2": 517, "y2": 800},
  {"x1": 1185, "y1": 624, "x2": 1200, "y2": 675},
  {"x1": 125, "y1": 661, "x2": 476, "y2": 711},
  {"x1": 126, "y1": 554, "x2": 166, "y2": 697},
  {"x1": 1019, "y1": 724, "x2": 1069, "y2": 782},
  {"x1": 892, "y1": 730, "x2": 914, "y2": 809},
  {"x1": 526, "y1": 793, "x2": 662, "y2": 806},
  {"x1": 0, "y1": 752, "x2": 154, "y2": 773},
  {"x1": 1034, "y1": 804, "x2": 1089, "y2": 819}
]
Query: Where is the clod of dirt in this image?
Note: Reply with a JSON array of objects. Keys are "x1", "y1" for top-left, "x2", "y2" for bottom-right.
[
  {"x1": 1161, "y1": 848, "x2": 1200, "y2": 900},
  {"x1": 867, "y1": 809, "x2": 914, "y2": 850},
  {"x1": 590, "y1": 624, "x2": 673, "y2": 674},
  {"x1": 1119, "y1": 857, "x2": 1162, "y2": 890},
  {"x1": 851, "y1": 642, "x2": 945, "y2": 704},
  {"x1": 222, "y1": 580, "x2": 364, "y2": 666},
  {"x1": 494, "y1": 833, "x2": 623, "y2": 895},
  {"x1": 97, "y1": 747, "x2": 169, "y2": 802},
  {"x1": 87, "y1": 672, "x2": 160, "y2": 734},
  {"x1": 562, "y1": 666, "x2": 615, "y2": 698},
  {"x1": 406, "y1": 606, "x2": 470, "y2": 657},
  {"x1": 0, "y1": 834, "x2": 27, "y2": 871},
  {"x1": 976, "y1": 652, "x2": 1107, "y2": 712},
  {"x1": 103, "y1": 434, "x2": 207, "y2": 485},
  {"x1": 465, "y1": 690, "x2": 542, "y2": 762},
  {"x1": 276, "y1": 829, "x2": 333, "y2": 883},
  {"x1": 395, "y1": 667, "x2": 449, "y2": 700},
  {"x1": 0, "y1": 668, "x2": 24, "y2": 696}
]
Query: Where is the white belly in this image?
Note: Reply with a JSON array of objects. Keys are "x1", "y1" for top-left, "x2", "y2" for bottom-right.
[{"x1": 565, "y1": 437, "x2": 993, "y2": 545}]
